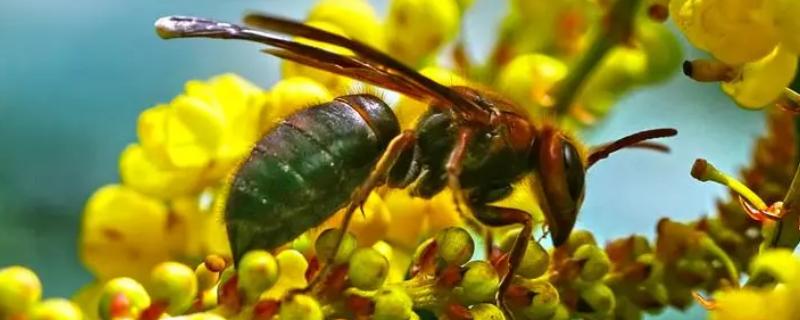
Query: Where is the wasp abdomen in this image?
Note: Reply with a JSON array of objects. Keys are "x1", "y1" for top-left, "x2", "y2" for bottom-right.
[{"x1": 225, "y1": 94, "x2": 399, "y2": 259}]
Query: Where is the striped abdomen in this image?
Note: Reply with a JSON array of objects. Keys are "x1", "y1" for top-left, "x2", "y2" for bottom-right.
[{"x1": 225, "y1": 94, "x2": 400, "y2": 259}]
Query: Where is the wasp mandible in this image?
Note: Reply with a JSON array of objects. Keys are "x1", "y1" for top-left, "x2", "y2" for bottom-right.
[{"x1": 155, "y1": 14, "x2": 676, "y2": 312}]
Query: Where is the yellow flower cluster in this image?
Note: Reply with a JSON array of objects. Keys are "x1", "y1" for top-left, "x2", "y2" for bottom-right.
[
  {"x1": 670, "y1": 0, "x2": 800, "y2": 108},
  {"x1": 710, "y1": 250, "x2": 800, "y2": 320},
  {"x1": 494, "y1": 0, "x2": 682, "y2": 127},
  {"x1": 82, "y1": 74, "x2": 267, "y2": 285}
]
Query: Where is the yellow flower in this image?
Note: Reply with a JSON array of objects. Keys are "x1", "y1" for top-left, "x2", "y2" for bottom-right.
[
  {"x1": 382, "y1": 189, "x2": 462, "y2": 251},
  {"x1": 167, "y1": 194, "x2": 231, "y2": 260},
  {"x1": 260, "y1": 250, "x2": 308, "y2": 300},
  {"x1": 385, "y1": 0, "x2": 461, "y2": 66},
  {"x1": 119, "y1": 143, "x2": 204, "y2": 199},
  {"x1": 80, "y1": 185, "x2": 172, "y2": 281},
  {"x1": 710, "y1": 250, "x2": 800, "y2": 320},
  {"x1": 260, "y1": 76, "x2": 333, "y2": 133},
  {"x1": 319, "y1": 192, "x2": 391, "y2": 247},
  {"x1": 306, "y1": 0, "x2": 384, "y2": 50},
  {"x1": 72, "y1": 282, "x2": 102, "y2": 320},
  {"x1": 496, "y1": 54, "x2": 568, "y2": 112},
  {"x1": 280, "y1": 22, "x2": 354, "y2": 95},
  {"x1": 128, "y1": 74, "x2": 267, "y2": 198},
  {"x1": 720, "y1": 44, "x2": 798, "y2": 108},
  {"x1": 670, "y1": 0, "x2": 779, "y2": 65},
  {"x1": 80, "y1": 185, "x2": 229, "y2": 282}
]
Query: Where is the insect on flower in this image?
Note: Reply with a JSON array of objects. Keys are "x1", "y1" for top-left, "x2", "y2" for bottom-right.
[{"x1": 154, "y1": 14, "x2": 676, "y2": 314}]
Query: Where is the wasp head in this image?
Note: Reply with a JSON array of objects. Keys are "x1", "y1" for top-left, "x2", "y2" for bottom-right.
[{"x1": 530, "y1": 126, "x2": 677, "y2": 247}]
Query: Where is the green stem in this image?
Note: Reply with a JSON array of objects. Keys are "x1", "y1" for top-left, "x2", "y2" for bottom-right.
[
  {"x1": 551, "y1": 0, "x2": 641, "y2": 116},
  {"x1": 767, "y1": 117, "x2": 800, "y2": 249}
]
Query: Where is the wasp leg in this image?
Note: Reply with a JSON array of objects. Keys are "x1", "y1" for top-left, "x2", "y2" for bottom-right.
[
  {"x1": 446, "y1": 128, "x2": 486, "y2": 237},
  {"x1": 469, "y1": 203, "x2": 532, "y2": 320},
  {"x1": 307, "y1": 130, "x2": 416, "y2": 291}
]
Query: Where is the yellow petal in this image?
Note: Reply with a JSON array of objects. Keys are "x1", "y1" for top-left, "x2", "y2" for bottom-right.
[
  {"x1": 320, "y1": 192, "x2": 391, "y2": 246},
  {"x1": 307, "y1": 0, "x2": 384, "y2": 49},
  {"x1": 119, "y1": 144, "x2": 203, "y2": 199},
  {"x1": 171, "y1": 94, "x2": 225, "y2": 154},
  {"x1": 261, "y1": 77, "x2": 333, "y2": 132},
  {"x1": 260, "y1": 250, "x2": 308, "y2": 300},
  {"x1": 721, "y1": 45, "x2": 798, "y2": 108},
  {"x1": 385, "y1": 0, "x2": 460, "y2": 65},
  {"x1": 137, "y1": 104, "x2": 172, "y2": 167},
  {"x1": 382, "y1": 189, "x2": 462, "y2": 250},
  {"x1": 80, "y1": 185, "x2": 171, "y2": 281}
]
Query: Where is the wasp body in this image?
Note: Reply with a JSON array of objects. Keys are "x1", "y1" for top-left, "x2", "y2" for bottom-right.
[
  {"x1": 227, "y1": 95, "x2": 399, "y2": 257},
  {"x1": 156, "y1": 14, "x2": 676, "y2": 314}
]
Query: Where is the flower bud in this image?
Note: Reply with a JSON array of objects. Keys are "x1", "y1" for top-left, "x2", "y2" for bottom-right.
[
  {"x1": 149, "y1": 261, "x2": 198, "y2": 314},
  {"x1": 500, "y1": 230, "x2": 549, "y2": 279},
  {"x1": 261, "y1": 250, "x2": 308, "y2": 300},
  {"x1": 197, "y1": 289, "x2": 218, "y2": 311},
  {"x1": 315, "y1": 228, "x2": 358, "y2": 264},
  {"x1": 455, "y1": 261, "x2": 499, "y2": 305},
  {"x1": 675, "y1": 257, "x2": 712, "y2": 286},
  {"x1": 238, "y1": 250, "x2": 280, "y2": 302},
  {"x1": 574, "y1": 244, "x2": 611, "y2": 282},
  {"x1": 565, "y1": 230, "x2": 597, "y2": 254},
  {"x1": 279, "y1": 294, "x2": 323, "y2": 320},
  {"x1": 306, "y1": 0, "x2": 383, "y2": 49},
  {"x1": 749, "y1": 249, "x2": 798, "y2": 286},
  {"x1": 496, "y1": 53, "x2": 567, "y2": 109},
  {"x1": 348, "y1": 248, "x2": 390, "y2": 290},
  {"x1": 721, "y1": 45, "x2": 798, "y2": 109},
  {"x1": 550, "y1": 304, "x2": 570, "y2": 320},
  {"x1": 175, "y1": 312, "x2": 227, "y2": 320},
  {"x1": 0, "y1": 266, "x2": 41, "y2": 318},
  {"x1": 98, "y1": 277, "x2": 150, "y2": 320},
  {"x1": 508, "y1": 279, "x2": 559, "y2": 320},
  {"x1": 29, "y1": 299, "x2": 82, "y2": 320},
  {"x1": 373, "y1": 287, "x2": 414, "y2": 320},
  {"x1": 435, "y1": 227, "x2": 474, "y2": 266},
  {"x1": 576, "y1": 282, "x2": 615, "y2": 316},
  {"x1": 195, "y1": 262, "x2": 220, "y2": 292},
  {"x1": 636, "y1": 21, "x2": 682, "y2": 84},
  {"x1": 385, "y1": 0, "x2": 460, "y2": 65},
  {"x1": 468, "y1": 303, "x2": 504, "y2": 320},
  {"x1": 614, "y1": 297, "x2": 643, "y2": 320}
]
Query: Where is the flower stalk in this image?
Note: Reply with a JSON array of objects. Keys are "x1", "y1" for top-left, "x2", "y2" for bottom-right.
[
  {"x1": 550, "y1": 0, "x2": 641, "y2": 116},
  {"x1": 767, "y1": 121, "x2": 800, "y2": 249}
]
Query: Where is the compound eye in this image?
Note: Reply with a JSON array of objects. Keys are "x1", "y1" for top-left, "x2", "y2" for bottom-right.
[{"x1": 562, "y1": 140, "x2": 585, "y2": 201}]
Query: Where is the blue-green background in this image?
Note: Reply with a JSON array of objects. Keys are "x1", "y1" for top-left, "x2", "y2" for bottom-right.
[{"x1": 0, "y1": 1, "x2": 764, "y2": 318}]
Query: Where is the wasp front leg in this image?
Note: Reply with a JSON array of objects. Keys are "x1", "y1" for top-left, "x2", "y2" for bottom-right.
[
  {"x1": 468, "y1": 188, "x2": 532, "y2": 320},
  {"x1": 307, "y1": 130, "x2": 416, "y2": 290}
]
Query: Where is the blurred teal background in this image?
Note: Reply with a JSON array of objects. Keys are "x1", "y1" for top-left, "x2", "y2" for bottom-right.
[{"x1": 0, "y1": 0, "x2": 764, "y2": 318}]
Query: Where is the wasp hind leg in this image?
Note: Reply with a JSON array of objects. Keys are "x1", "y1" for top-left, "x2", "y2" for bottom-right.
[
  {"x1": 306, "y1": 130, "x2": 416, "y2": 292},
  {"x1": 468, "y1": 198, "x2": 532, "y2": 320},
  {"x1": 445, "y1": 128, "x2": 490, "y2": 247}
]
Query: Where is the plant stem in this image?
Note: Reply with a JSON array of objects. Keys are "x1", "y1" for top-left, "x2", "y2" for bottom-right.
[
  {"x1": 551, "y1": 0, "x2": 641, "y2": 116},
  {"x1": 766, "y1": 116, "x2": 800, "y2": 249}
]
